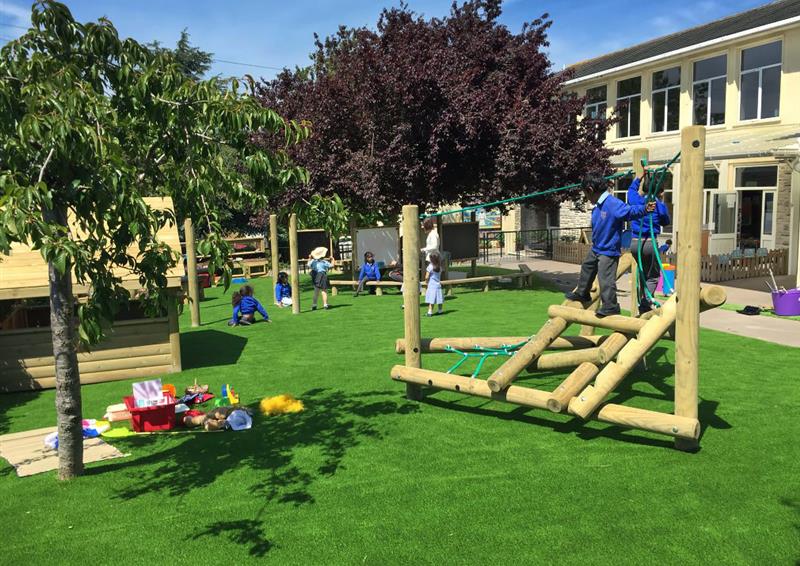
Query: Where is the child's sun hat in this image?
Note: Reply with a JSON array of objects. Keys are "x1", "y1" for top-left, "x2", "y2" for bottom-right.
[{"x1": 310, "y1": 246, "x2": 328, "y2": 259}]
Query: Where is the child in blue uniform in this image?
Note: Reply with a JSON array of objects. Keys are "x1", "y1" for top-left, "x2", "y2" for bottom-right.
[
  {"x1": 309, "y1": 247, "x2": 332, "y2": 310},
  {"x1": 565, "y1": 172, "x2": 655, "y2": 317},
  {"x1": 229, "y1": 285, "x2": 270, "y2": 325},
  {"x1": 424, "y1": 252, "x2": 444, "y2": 316},
  {"x1": 628, "y1": 178, "x2": 671, "y2": 312},
  {"x1": 355, "y1": 251, "x2": 381, "y2": 296},
  {"x1": 658, "y1": 239, "x2": 672, "y2": 254},
  {"x1": 274, "y1": 271, "x2": 292, "y2": 307}
]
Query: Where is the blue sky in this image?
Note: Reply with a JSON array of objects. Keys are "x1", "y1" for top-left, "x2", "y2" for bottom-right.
[{"x1": 1, "y1": 0, "x2": 770, "y2": 79}]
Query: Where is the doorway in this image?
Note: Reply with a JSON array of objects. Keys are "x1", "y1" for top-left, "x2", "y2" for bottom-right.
[{"x1": 738, "y1": 190, "x2": 762, "y2": 250}]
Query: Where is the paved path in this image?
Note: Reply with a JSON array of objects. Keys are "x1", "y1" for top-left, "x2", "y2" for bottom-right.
[{"x1": 483, "y1": 256, "x2": 800, "y2": 348}]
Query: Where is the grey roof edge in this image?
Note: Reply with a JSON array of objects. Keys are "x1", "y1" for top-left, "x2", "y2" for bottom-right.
[{"x1": 567, "y1": 0, "x2": 800, "y2": 83}]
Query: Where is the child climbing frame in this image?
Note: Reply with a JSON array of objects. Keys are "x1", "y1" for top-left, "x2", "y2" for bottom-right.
[{"x1": 390, "y1": 126, "x2": 722, "y2": 450}]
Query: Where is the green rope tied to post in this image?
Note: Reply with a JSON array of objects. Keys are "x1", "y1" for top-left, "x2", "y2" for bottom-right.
[
  {"x1": 421, "y1": 170, "x2": 635, "y2": 219},
  {"x1": 635, "y1": 151, "x2": 681, "y2": 309},
  {"x1": 444, "y1": 339, "x2": 530, "y2": 378}
]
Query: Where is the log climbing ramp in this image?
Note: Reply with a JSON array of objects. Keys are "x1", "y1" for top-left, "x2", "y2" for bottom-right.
[{"x1": 390, "y1": 126, "x2": 720, "y2": 450}]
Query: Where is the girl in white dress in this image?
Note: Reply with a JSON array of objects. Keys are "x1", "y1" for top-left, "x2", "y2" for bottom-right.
[{"x1": 424, "y1": 252, "x2": 443, "y2": 316}]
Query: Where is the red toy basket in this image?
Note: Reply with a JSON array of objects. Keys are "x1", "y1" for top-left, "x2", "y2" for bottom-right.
[{"x1": 123, "y1": 394, "x2": 177, "y2": 432}]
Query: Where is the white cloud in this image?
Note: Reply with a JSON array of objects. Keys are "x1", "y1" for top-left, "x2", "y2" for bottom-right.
[{"x1": 0, "y1": 1, "x2": 30, "y2": 24}]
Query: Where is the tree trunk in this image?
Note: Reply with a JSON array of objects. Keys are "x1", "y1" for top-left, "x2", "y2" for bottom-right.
[{"x1": 47, "y1": 208, "x2": 84, "y2": 480}]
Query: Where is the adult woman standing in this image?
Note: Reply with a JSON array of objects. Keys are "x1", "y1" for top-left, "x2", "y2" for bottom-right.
[{"x1": 420, "y1": 217, "x2": 440, "y2": 261}]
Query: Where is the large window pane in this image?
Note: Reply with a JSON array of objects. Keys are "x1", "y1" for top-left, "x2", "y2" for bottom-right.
[
  {"x1": 742, "y1": 41, "x2": 782, "y2": 70},
  {"x1": 714, "y1": 193, "x2": 737, "y2": 234},
  {"x1": 617, "y1": 98, "x2": 629, "y2": 137},
  {"x1": 653, "y1": 67, "x2": 680, "y2": 90},
  {"x1": 629, "y1": 95, "x2": 640, "y2": 136},
  {"x1": 709, "y1": 77, "x2": 726, "y2": 125},
  {"x1": 735, "y1": 166, "x2": 777, "y2": 187},
  {"x1": 586, "y1": 85, "x2": 606, "y2": 104},
  {"x1": 763, "y1": 192, "x2": 774, "y2": 236},
  {"x1": 740, "y1": 71, "x2": 759, "y2": 120},
  {"x1": 666, "y1": 88, "x2": 680, "y2": 131},
  {"x1": 704, "y1": 169, "x2": 719, "y2": 189},
  {"x1": 618, "y1": 77, "x2": 641, "y2": 97},
  {"x1": 694, "y1": 54, "x2": 726, "y2": 80},
  {"x1": 693, "y1": 82, "x2": 709, "y2": 125},
  {"x1": 761, "y1": 65, "x2": 781, "y2": 118},
  {"x1": 652, "y1": 90, "x2": 666, "y2": 132}
]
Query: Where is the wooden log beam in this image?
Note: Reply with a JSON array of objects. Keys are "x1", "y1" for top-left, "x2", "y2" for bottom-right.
[
  {"x1": 184, "y1": 217, "x2": 201, "y2": 327},
  {"x1": 596, "y1": 403, "x2": 700, "y2": 441},
  {"x1": 675, "y1": 125, "x2": 705, "y2": 451},
  {"x1": 289, "y1": 213, "x2": 301, "y2": 315},
  {"x1": 597, "y1": 332, "x2": 629, "y2": 364},
  {"x1": 402, "y1": 205, "x2": 423, "y2": 401},
  {"x1": 530, "y1": 347, "x2": 602, "y2": 370},
  {"x1": 569, "y1": 296, "x2": 678, "y2": 420},
  {"x1": 390, "y1": 365, "x2": 550, "y2": 410},
  {"x1": 395, "y1": 335, "x2": 607, "y2": 354},
  {"x1": 391, "y1": 365, "x2": 700, "y2": 440},
  {"x1": 269, "y1": 212, "x2": 280, "y2": 282},
  {"x1": 547, "y1": 305, "x2": 645, "y2": 334},
  {"x1": 486, "y1": 316, "x2": 569, "y2": 393},
  {"x1": 547, "y1": 362, "x2": 599, "y2": 413},
  {"x1": 546, "y1": 333, "x2": 627, "y2": 413}
]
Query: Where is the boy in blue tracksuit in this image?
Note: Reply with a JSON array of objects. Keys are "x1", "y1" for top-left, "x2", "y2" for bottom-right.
[
  {"x1": 628, "y1": 176, "x2": 671, "y2": 312},
  {"x1": 229, "y1": 285, "x2": 270, "y2": 326},
  {"x1": 565, "y1": 172, "x2": 655, "y2": 317},
  {"x1": 355, "y1": 251, "x2": 381, "y2": 296}
]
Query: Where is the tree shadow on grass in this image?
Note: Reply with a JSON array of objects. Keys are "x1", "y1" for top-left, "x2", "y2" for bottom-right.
[
  {"x1": 609, "y1": 346, "x2": 732, "y2": 441},
  {"x1": 180, "y1": 329, "x2": 248, "y2": 370},
  {"x1": 0, "y1": 389, "x2": 43, "y2": 436},
  {"x1": 93, "y1": 387, "x2": 418, "y2": 556}
]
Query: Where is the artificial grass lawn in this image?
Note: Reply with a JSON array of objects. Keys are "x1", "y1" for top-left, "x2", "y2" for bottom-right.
[
  {"x1": 1, "y1": 270, "x2": 799, "y2": 564},
  {"x1": 720, "y1": 302, "x2": 800, "y2": 322}
]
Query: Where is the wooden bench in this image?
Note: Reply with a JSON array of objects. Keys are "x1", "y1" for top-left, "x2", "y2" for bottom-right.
[
  {"x1": 517, "y1": 264, "x2": 534, "y2": 288},
  {"x1": 329, "y1": 272, "x2": 530, "y2": 296}
]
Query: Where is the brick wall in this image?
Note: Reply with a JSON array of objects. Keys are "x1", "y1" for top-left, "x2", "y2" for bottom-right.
[
  {"x1": 776, "y1": 163, "x2": 792, "y2": 249},
  {"x1": 558, "y1": 201, "x2": 591, "y2": 229}
]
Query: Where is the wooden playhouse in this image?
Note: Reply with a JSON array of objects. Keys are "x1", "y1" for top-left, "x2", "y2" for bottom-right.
[{"x1": 0, "y1": 198, "x2": 183, "y2": 393}]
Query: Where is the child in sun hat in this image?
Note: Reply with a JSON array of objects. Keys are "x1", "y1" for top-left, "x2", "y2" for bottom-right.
[{"x1": 309, "y1": 246, "x2": 332, "y2": 310}]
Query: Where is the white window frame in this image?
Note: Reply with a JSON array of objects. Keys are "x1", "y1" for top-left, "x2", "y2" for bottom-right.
[
  {"x1": 692, "y1": 54, "x2": 727, "y2": 127},
  {"x1": 616, "y1": 77, "x2": 641, "y2": 139},
  {"x1": 584, "y1": 86, "x2": 607, "y2": 119},
  {"x1": 651, "y1": 67, "x2": 681, "y2": 133},
  {"x1": 739, "y1": 41, "x2": 782, "y2": 121}
]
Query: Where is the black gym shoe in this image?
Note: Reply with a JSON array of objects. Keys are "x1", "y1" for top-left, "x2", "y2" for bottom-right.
[
  {"x1": 595, "y1": 309, "x2": 621, "y2": 318},
  {"x1": 565, "y1": 291, "x2": 591, "y2": 302}
]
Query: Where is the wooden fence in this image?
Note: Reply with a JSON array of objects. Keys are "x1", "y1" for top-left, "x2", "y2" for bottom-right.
[
  {"x1": 552, "y1": 243, "x2": 788, "y2": 283},
  {"x1": 552, "y1": 241, "x2": 592, "y2": 264},
  {"x1": 695, "y1": 249, "x2": 788, "y2": 282}
]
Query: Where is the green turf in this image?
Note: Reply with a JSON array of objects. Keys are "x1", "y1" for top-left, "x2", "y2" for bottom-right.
[{"x1": 1, "y1": 270, "x2": 799, "y2": 564}]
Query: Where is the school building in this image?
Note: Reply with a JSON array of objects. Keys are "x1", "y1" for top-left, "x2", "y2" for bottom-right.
[{"x1": 510, "y1": 0, "x2": 800, "y2": 282}]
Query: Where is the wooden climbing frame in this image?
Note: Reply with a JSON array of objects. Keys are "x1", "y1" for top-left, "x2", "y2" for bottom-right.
[{"x1": 390, "y1": 126, "x2": 719, "y2": 449}]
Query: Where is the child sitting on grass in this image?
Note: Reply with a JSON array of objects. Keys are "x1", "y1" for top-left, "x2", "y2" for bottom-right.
[
  {"x1": 424, "y1": 251, "x2": 444, "y2": 317},
  {"x1": 229, "y1": 285, "x2": 271, "y2": 326},
  {"x1": 274, "y1": 271, "x2": 292, "y2": 307},
  {"x1": 355, "y1": 251, "x2": 381, "y2": 296}
]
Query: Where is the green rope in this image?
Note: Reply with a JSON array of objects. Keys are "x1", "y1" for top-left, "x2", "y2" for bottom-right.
[
  {"x1": 444, "y1": 339, "x2": 531, "y2": 378},
  {"x1": 421, "y1": 170, "x2": 634, "y2": 219},
  {"x1": 635, "y1": 152, "x2": 681, "y2": 309}
]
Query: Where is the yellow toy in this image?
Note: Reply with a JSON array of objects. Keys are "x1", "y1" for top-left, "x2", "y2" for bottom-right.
[{"x1": 260, "y1": 394, "x2": 304, "y2": 416}]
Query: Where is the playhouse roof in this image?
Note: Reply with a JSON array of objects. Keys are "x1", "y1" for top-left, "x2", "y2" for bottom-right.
[{"x1": 0, "y1": 197, "x2": 184, "y2": 301}]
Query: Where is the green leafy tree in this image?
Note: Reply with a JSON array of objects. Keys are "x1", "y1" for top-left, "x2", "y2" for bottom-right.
[
  {"x1": 147, "y1": 29, "x2": 213, "y2": 81},
  {"x1": 0, "y1": 1, "x2": 307, "y2": 479}
]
